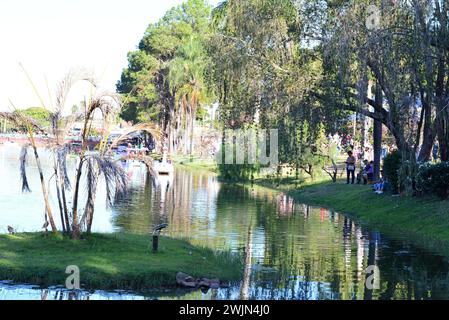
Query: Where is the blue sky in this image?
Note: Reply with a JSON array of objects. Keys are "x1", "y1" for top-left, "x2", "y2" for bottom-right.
[{"x1": 0, "y1": 0, "x2": 219, "y2": 111}]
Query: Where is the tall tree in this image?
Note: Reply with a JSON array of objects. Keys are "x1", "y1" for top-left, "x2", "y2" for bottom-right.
[{"x1": 117, "y1": 0, "x2": 213, "y2": 155}]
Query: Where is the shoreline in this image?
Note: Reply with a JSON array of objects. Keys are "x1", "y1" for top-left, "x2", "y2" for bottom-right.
[
  {"x1": 178, "y1": 160, "x2": 449, "y2": 258},
  {"x1": 255, "y1": 178, "x2": 449, "y2": 257}
]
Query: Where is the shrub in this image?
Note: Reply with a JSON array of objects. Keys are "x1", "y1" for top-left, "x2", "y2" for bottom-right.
[
  {"x1": 398, "y1": 158, "x2": 419, "y2": 197},
  {"x1": 218, "y1": 162, "x2": 260, "y2": 182},
  {"x1": 416, "y1": 162, "x2": 449, "y2": 200},
  {"x1": 383, "y1": 150, "x2": 401, "y2": 194},
  {"x1": 216, "y1": 143, "x2": 261, "y2": 182}
]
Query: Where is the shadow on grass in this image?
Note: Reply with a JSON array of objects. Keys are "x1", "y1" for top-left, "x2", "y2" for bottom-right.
[{"x1": 0, "y1": 233, "x2": 243, "y2": 291}]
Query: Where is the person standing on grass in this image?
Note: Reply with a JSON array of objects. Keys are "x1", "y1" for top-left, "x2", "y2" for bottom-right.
[
  {"x1": 367, "y1": 161, "x2": 374, "y2": 183},
  {"x1": 433, "y1": 142, "x2": 439, "y2": 162},
  {"x1": 346, "y1": 150, "x2": 356, "y2": 184}
]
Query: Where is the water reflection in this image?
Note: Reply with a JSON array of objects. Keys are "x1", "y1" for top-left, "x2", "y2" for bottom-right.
[{"x1": 2, "y1": 144, "x2": 449, "y2": 300}]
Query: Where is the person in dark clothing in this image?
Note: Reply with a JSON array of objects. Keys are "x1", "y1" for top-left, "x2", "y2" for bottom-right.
[
  {"x1": 367, "y1": 161, "x2": 374, "y2": 183},
  {"x1": 362, "y1": 160, "x2": 374, "y2": 185},
  {"x1": 346, "y1": 151, "x2": 356, "y2": 184},
  {"x1": 433, "y1": 142, "x2": 439, "y2": 162}
]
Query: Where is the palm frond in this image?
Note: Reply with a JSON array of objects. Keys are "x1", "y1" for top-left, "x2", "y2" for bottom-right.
[
  {"x1": 50, "y1": 69, "x2": 98, "y2": 144},
  {"x1": 109, "y1": 123, "x2": 162, "y2": 150},
  {"x1": 55, "y1": 69, "x2": 98, "y2": 114},
  {"x1": 79, "y1": 156, "x2": 98, "y2": 228},
  {"x1": 20, "y1": 145, "x2": 31, "y2": 193},
  {"x1": 87, "y1": 91, "x2": 120, "y2": 119},
  {"x1": 57, "y1": 145, "x2": 71, "y2": 189},
  {"x1": 91, "y1": 156, "x2": 128, "y2": 208},
  {"x1": 0, "y1": 111, "x2": 42, "y2": 131}
]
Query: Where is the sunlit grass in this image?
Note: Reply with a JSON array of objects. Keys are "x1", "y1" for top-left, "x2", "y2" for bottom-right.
[{"x1": 0, "y1": 233, "x2": 242, "y2": 291}]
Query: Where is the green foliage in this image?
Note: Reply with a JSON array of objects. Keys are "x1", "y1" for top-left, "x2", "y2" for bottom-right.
[
  {"x1": 117, "y1": 0, "x2": 212, "y2": 126},
  {"x1": 21, "y1": 107, "x2": 51, "y2": 129},
  {"x1": 398, "y1": 156, "x2": 419, "y2": 197},
  {"x1": 117, "y1": 0, "x2": 449, "y2": 181},
  {"x1": 218, "y1": 162, "x2": 260, "y2": 182},
  {"x1": 208, "y1": 0, "x2": 334, "y2": 176},
  {"x1": 417, "y1": 162, "x2": 449, "y2": 200},
  {"x1": 383, "y1": 151, "x2": 401, "y2": 194},
  {"x1": 216, "y1": 139, "x2": 261, "y2": 182}
]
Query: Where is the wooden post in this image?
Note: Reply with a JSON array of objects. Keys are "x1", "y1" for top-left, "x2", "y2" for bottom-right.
[{"x1": 152, "y1": 234, "x2": 159, "y2": 253}]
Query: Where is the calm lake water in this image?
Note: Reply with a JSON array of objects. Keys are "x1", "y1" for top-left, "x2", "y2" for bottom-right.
[{"x1": 1, "y1": 142, "x2": 449, "y2": 300}]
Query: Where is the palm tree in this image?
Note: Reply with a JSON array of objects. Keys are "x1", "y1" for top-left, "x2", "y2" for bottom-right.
[
  {"x1": 56, "y1": 77, "x2": 162, "y2": 238},
  {"x1": 168, "y1": 36, "x2": 209, "y2": 157},
  {"x1": 48, "y1": 70, "x2": 97, "y2": 233},
  {"x1": 3, "y1": 69, "x2": 162, "y2": 238},
  {"x1": 0, "y1": 110, "x2": 58, "y2": 232}
]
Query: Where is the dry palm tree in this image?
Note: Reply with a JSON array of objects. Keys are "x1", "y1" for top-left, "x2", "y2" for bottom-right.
[
  {"x1": 0, "y1": 109, "x2": 58, "y2": 232},
  {"x1": 39, "y1": 70, "x2": 141, "y2": 238},
  {"x1": 4, "y1": 68, "x2": 162, "y2": 238},
  {"x1": 70, "y1": 91, "x2": 124, "y2": 238},
  {"x1": 47, "y1": 70, "x2": 98, "y2": 233}
]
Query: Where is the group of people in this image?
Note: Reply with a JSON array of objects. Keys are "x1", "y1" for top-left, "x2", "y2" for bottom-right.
[
  {"x1": 345, "y1": 150, "x2": 389, "y2": 193},
  {"x1": 346, "y1": 151, "x2": 373, "y2": 185}
]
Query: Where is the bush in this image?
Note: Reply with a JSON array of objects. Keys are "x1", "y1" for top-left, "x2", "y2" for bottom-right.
[
  {"x1": 416, "y1": 162, "x2": 449, "y2": 200},
  {"x1": 383, "y1": 150, "x2": 401, "y2": 194},
  {"x1": 218, "y1": 162, "x2": 260, "y2": 182},
  {"x1": 216, "y1": 143, "x2": 261, "y2": 182}
]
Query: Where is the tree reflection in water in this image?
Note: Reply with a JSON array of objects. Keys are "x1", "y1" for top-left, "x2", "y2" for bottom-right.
[{"x1": 111, "y1": 169, "x2": 449, "y2": 300}]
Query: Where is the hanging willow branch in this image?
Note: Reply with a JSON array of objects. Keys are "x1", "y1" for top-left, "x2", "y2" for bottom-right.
[{"x1": 57, "y1": 145, "x2": 71, "y2": 190}]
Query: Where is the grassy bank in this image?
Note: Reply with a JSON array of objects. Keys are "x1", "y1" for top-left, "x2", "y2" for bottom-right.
[
  {"x1": 173, "y1": 156, "x2": 218, "y2": 173},
  {"x1": 0, "y1": 233, "x2": 242, "y2": 291},
  {"x1": 286, "y1": 181, "x2": 449, "y2": 256}
]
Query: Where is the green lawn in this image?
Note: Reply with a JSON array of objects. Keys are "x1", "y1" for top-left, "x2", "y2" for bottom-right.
[
  {"x1": 287, "y1": 181, "x2": 449, "y2": 256},
  {"x1": 0, "y1": 233, "x2": 242, "y2": 291},
  {"x1": 173, "y1": 156, "x2": 218, "y2": 173}
]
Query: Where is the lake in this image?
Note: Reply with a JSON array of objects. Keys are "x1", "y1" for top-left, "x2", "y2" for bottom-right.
[{"x1": 1, "y1": 142, "x2": 449, "y2": 300}]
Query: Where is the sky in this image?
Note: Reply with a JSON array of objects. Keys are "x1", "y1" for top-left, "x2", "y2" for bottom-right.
[{"x1": 0, "y1": 0, "x2": 219, "y2": 111}]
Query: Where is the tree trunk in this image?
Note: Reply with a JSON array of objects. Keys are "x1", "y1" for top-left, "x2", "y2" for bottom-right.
[
  {"x1": 60, "y1": 183, "x2": 71, "y2": 233},
  {"x1": 373, "y1": 82, "x2": 383, "y2": 181},
  {"x1": 85, "y1": 192, "x2": 97, "y2": 234},
  {"x1": 436, "y1": 55, "x2": 449, "y2": 161},
  {"x1": 71, "y1": 159, "x2": 84, "y2": 239},
  {"x1": 190, "y1": 107, "x2": 195, "y2": 159},
  {"x1": 418, "y1": 98, "x2": 435, "y2": 162},
  {"x1": 55, "y1": 175, "x2": 66, "y2": 233},
  {"x1": 31, "y1": 141, "x2": 57, "y2": 232},
  {"x1": 361, "y1": 114, "x2": 366, "y2": 159}
]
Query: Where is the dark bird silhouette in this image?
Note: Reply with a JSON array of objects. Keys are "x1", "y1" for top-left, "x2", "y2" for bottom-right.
[
  {"x1": 153, "y1": 223, "x2": 168, "y2": 233},
  {"x1": 153, "y1": 223, "x2": 168, "y2": 231},
  {"x1": 7, "y1": 226, "x2": 15, "y2": 235},
  {"x1": 42, "y1": 221, "x2": 49, "y2": 232}
]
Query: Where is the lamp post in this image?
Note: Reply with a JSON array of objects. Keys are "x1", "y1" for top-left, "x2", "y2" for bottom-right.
[{"x1": 152, "y1": 223, "x2": 168, "y2": 253}]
